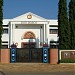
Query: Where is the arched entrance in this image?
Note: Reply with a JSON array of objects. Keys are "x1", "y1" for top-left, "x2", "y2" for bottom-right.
[
  {"x1": 23, "y1": 31, "x2": 36, "y2": 39},
  {"x1": 21, "y1": 31, "x2": 36, "y2": 48}
]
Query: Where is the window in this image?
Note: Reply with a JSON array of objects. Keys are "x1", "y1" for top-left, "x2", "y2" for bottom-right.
[
  {"x1": 50, "y1": 29, "x2": 58, "y2": 34},
  {"x1": 3, "y1": 29, "x2": 8, "y2": 34},
  {"x1": 3, "y1": 25, "x2": 8, "y2": 27},
  {"x1": 49, "y1": 25, "x2": 58, "y2": 27},
  {"x1": 2, "y1": 41, "x2": 8, "y2": 43},
  {"x1": 2, "y1": 45, "x2": 8, "y2": 49}
]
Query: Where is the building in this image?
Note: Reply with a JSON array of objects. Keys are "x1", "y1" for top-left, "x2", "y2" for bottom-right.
[
  {"x1": 1, "y1": 12, "x2": 75, "y2": 64},
  {"x1": 2, "y1": 12, "x2": 58, "y2": 48}
]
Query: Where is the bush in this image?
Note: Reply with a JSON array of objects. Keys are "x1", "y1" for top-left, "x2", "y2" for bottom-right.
[{"x1": 60, "y1": 59, "x2": 75, "y2": 63}]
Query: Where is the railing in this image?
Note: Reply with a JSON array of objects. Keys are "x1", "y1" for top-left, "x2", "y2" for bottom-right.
[{"x1": 16, "y1": 48, "x2": 43, "y2": 63}]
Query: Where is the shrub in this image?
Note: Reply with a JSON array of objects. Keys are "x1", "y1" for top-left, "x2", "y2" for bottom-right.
[{"x1": 60, "y1": 59, "x2": 75, "y2": 63}]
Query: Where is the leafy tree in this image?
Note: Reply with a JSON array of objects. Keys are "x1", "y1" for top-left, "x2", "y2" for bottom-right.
[
  {"x1": 58, "y1": 0, "x2": 71, "y2": 49},
  {"x1": 0, "y1": 0, "x2": 3, "y2": 49},
  {"x1": 69, "y1": 0, "x2": 75, "y2": 49}
]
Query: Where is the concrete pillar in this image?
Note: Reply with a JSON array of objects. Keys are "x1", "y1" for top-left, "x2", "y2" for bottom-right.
[{"x1": 44, "y1": 24, "x2": 45, "y2": 43}]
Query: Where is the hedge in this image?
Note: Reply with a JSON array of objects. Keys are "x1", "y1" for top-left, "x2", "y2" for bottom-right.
[{"x1": 60, "y1": 59, "x2": 75, "y2": 63}]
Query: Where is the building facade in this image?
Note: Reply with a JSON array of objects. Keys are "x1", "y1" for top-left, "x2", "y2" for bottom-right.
[{"x1": 2, "y1": 12, "x2": 58, "y2": 48}]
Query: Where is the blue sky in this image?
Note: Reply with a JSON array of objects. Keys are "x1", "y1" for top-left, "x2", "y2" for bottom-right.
[{"x1": 3, "y1": 0, "x2": 70, "y2": 19}]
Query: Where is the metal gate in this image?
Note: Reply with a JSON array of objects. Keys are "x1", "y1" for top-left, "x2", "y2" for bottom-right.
[{"x1": 16, "y1": 48, "x2": 43, "y2": 63}]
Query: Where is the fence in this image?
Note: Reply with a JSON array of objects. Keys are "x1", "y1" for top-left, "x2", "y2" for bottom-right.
[
  {"x1": 16, "y1": 48, "x2": 43, "y2": 63},
  {"x1": 0, "y1": 48, "x2": 59, "y2": 64}
]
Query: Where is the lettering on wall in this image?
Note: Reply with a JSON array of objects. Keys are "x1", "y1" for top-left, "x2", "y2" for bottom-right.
[
  {"x1": 21, "y1": 21, "x2": 37, "y2": 24},
  {"x1": 61, "y1": 51, "x2": 75, "y2": 59}
]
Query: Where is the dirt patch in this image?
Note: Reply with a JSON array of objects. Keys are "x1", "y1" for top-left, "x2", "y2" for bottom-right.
[{"x1": 0, "y1": 63, "x2": 75, "y2": 73}]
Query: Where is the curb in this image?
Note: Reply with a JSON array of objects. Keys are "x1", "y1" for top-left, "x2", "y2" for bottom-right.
[{"x1": 59, "y1": 63, "x2": 75, "y2": 65}]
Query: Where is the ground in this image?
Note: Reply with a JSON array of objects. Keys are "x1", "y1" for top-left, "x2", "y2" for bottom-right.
[{"x1": 0, "y1": 63, "x2": 75, "y2": 73}]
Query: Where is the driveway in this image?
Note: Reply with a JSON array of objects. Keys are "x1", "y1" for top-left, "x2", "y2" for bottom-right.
[
  {"x1": 0, "y1": 71, "x2": 74, "y2": 75},
  {"x1": 0, "y1": 63, "x2": 75, "y2": 75}
]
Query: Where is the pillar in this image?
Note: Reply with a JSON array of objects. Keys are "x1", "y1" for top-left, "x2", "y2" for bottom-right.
[
  {"x1": 50, "y1": 48, "x2": 58, "y2": 64},
  {"x1": 1, "y1": 49, "x2": 10, "y2": 63}
]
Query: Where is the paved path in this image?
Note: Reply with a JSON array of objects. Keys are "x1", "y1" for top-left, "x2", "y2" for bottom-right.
[
  {"x1": 0, "y1": 71, "x2": 74, "y2": 75},
  {"x1": 0, "y1": 63, "x2": 74, "y2": 75}
]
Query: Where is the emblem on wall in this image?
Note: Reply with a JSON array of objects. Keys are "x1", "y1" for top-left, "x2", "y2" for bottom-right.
[
  {"x1": 23, "y1": 31, "x2": 35, "y2": 39},
  {"x1": 27, "y1": 14, "x2": 32, "y2": 19}
]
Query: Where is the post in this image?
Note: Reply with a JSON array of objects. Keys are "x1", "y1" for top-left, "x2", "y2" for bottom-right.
[
  {"x1": 43, "y1": 44, "x2": 48, "y2": 63},
  {"x1": 10, "y1": 43, "x2": 16, "y2": 63},
  {"x1": 1, "y1": 49, "x2": 10, "y2": 64},
  {"x1": 50, "y1": 48, "x2": 58, "y2": 64}
]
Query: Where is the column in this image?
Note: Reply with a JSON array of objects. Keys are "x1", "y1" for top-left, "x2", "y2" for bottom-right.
[
  {"x1": 40, "y1": 26, "x2": 43, "y2": 42},
  {"x1": 40, "y1": 26, "x2": 43, "y2": 48},
  {"x1": 45, "y1": 24, "x2": 47, "y2": 42},
  {"x1": 44, "y1": 24, "x2": 45, "y2": 43},
  {"x1": 12, "y1": 24, "x2": 15, "y2": 42},
  {"x1": 46, "y1": 24, "x2": 49, "y2": 44},
  {"x1": 10, "y1": 23, "x2": 13, "y2": 46}
]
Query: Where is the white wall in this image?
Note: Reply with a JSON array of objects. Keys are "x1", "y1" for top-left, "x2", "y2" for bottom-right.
[
  {"x1": 2, "y1": 34, "x2": 9, "y2": 41},
  {"x1": 47, "y1": 20, "x2": 58, "y2": 46},
  {"x1": 13, "y1": 24, "x2": 44, "y2": 48},
  {"x1": 2, "y1": 17, "x2": 59, "y2": 48},
  {"x1": 49, "y1": 34, "x2": 58, "y2": 41},
  {"x1": 49, "y1": 20, "x2": 58, "y2": 25},
  {"x1": 3, "y1": 19, "x2": 11, "y2": 25}
]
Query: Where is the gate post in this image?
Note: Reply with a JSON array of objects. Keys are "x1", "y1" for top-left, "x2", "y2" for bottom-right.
[
  {"x1": 10, "y1": 44, "x2": 16, "y2": 63},
  {"x1": 43, "y1": 47, "x2": 48, "y2": 63},
  {"x1": 50, "y1": 48, "x2": 58, "y2": 64},
  {"x1": 1, "y1": 49, "x2": 10, "y2": 64}
]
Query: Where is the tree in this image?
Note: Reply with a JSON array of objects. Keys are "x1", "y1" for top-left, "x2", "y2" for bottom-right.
[
  {"x1": 58, "y1": 0, "x2": 71, "y2": 49},
  {"x1": 0, "y1": 0, "x2": 3, "y2": 49},
  {"x1": 69, "y1": 0, "x2": 75, "y2": 49}
]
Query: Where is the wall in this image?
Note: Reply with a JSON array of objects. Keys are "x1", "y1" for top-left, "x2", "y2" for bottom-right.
[
  {"x1": 13, "y1": 24, "x2": 44, "y2": 48},
  {"x1": 50, "y1": 48, "x2": 58, "y2": 64},
  {"x1": 49, "y1": 34, "x2": 58, "y2": 41},
  {"x1": 0, "y1": 48, "x2": 59, "y2": 64},
  {"x1": 48, "y1": 20, "x2": 58, "y2": 46},
  {"x1": 59, "y1": 50, "x2": 75, "y2": 60},
  {"x1": 2, "y1": 19, "x2": 11, "y2": 48},
  {"x1": 1, "y1": 49, "x2": 10, "y2": 64}
]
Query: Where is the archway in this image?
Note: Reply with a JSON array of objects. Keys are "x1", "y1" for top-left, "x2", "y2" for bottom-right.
[
  {"x1": 22, "y1": 31, "x2": 36, "y2": 48},
  {"x1": 23, "y1": 31, "x2": 36, "y2": 39}
]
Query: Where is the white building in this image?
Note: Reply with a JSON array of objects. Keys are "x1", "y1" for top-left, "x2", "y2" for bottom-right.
[{"x1": 2, "y1": 12, "x2": 58, "y2": 48}]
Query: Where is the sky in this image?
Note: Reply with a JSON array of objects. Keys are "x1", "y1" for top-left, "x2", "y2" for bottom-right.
[{"x1": 3, "y1": 0, "x2": 70, "y2": 19}]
